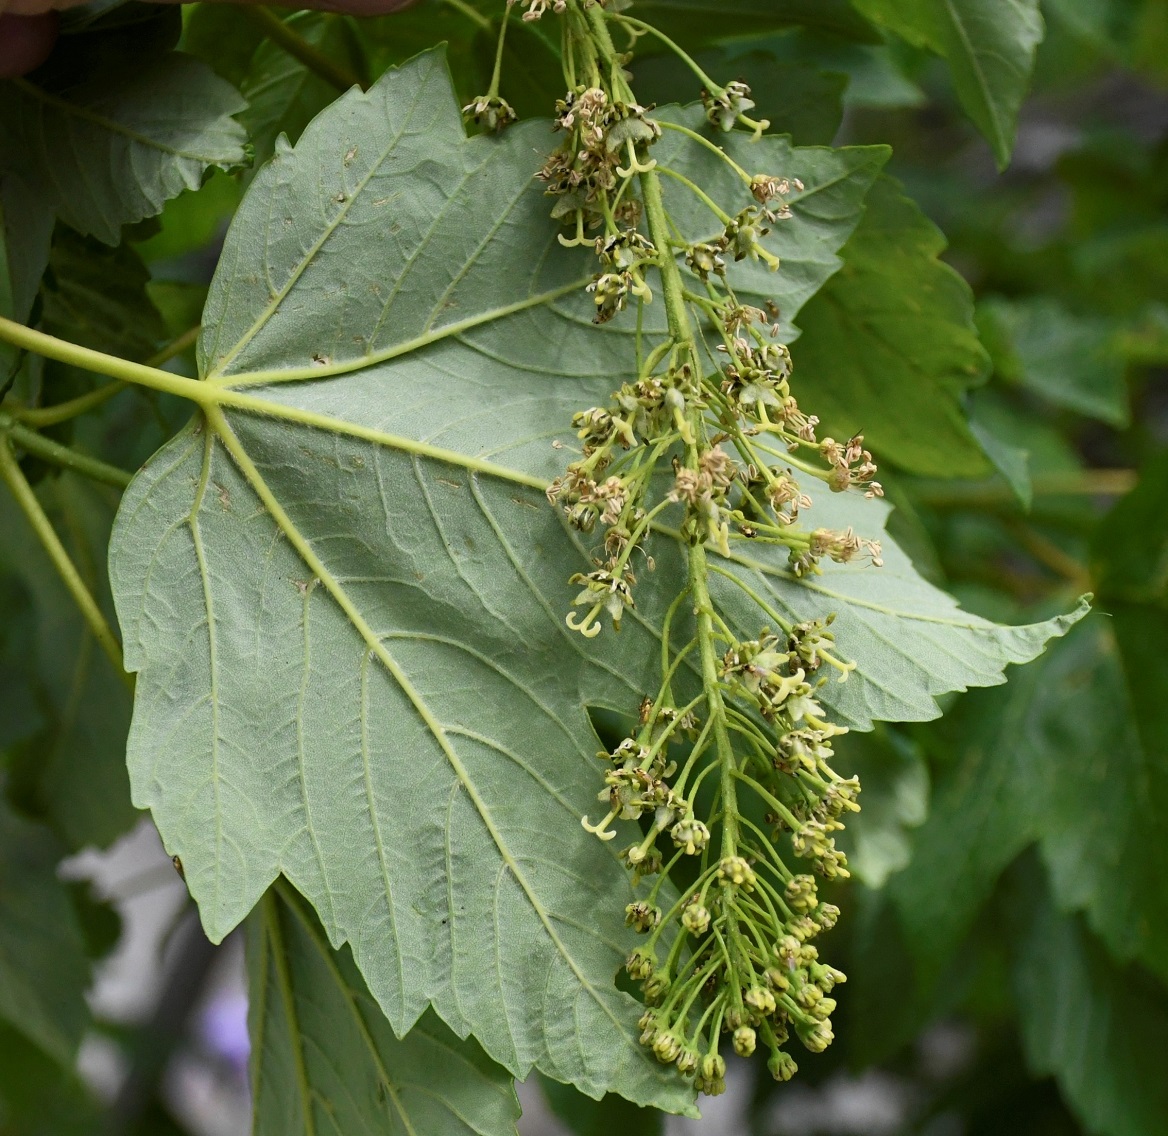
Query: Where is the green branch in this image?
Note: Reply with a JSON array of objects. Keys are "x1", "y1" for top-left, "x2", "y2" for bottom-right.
[
  {"x1": 0, "y1": 413, "x2": 133, "y2": 488},
  {"x1": 242, "y1": 8, "x2": 366, "y2": 93},
  {"x1": 0, "y1": 439, "x2": 131, "y2": 686}
]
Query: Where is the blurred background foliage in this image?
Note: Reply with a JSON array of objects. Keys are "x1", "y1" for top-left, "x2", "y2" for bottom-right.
[{"x1": 1, "y1": 0, "x2": 1166, "y2": 1133}]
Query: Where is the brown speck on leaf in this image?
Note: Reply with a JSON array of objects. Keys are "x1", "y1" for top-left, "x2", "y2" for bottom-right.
[
  {"x1": 312, "y1": 353, "x2": 330, "y2": 367},
  {"x1": 344, "y1": 145, "x2": 358, "y2": 165}
]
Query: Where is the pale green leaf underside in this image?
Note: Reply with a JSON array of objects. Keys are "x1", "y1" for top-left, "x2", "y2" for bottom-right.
[
  {"x1": 851, "y1": 0, "x2": 1044, "y2": 167},
  {"x1": 110, "y1": 50, "x2": 1081, "y2": 1108},
  {"x1": 249, "y1": 884, "x2": 520, "y2": 1136},
  {"x1": 0, "y1": 54, "x2": 247, "y2": 244}
]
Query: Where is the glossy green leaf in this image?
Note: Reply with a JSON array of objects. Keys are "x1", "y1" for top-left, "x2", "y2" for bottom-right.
[
  {"x1": 1015, "y1": 893, "x2": 1168, "y2": 1136},
  {"x1": 0, "y1": 801, "x2": 91, "y2": 1066},
  {"x1": 979, "y1": 296, "x2": 1129, "y2": 426},
  {"x1": 109, "y1": 50, "x2": 1082, "y2": 1108},
  {"x1": 249, "y1": 883, "x2": 520, "y2": 1136},
  {"x1": 791, "y1": 176, "x2": 992, "y2": 478},
  {"x1": 0, "y1": 52, "x2": 247, "y2": 244},
  {"x1": 851, "y1": 0, "x2": 1044, "y2": 167}
]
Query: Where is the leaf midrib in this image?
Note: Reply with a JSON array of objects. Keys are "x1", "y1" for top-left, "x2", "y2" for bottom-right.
[{"x1": 940, "y1": 0, "x2": 1006, "y2": 148}]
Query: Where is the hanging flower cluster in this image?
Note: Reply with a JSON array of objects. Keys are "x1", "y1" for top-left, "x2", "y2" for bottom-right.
[{"x1": 466, "y1": 0, "x2": 886, "y2": 1095}]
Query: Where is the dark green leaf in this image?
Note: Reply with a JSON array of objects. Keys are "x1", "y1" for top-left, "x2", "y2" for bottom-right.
[
  {"x1": 628, "y1": 0, "x2": 880, "y2": 46},
  {"x1": 792, "y1": 175, "x2": 992, "y2": 477},
  {"x1": 751, "y1": 29, "x2": 926, "y2": 109},
  {"x1": 539, "y1": 1074, "x2": 662, "y2": 1136},
  {"x1": 0, "y1": 175, "x2": 54, "y2": 380},
  {"x1": 0, "y1": 177, "x2": 52, "y2": 329},
  {"x1": 978, "y1": 296, "x2": 1129, "y2": 427},
  {"x1": 851, "y1": 0, "x2": 1045, "y2": 168},
  {"x1": 892, "y1": 613, "x2": 1168, "y2": 983},
  {"x1": 833, "y1": 726, "x2": 928, "y2": 888},
  {"x1": 887, "y1": 665, "x2": 1040, "y2": 972},
  {"x1": 0, "y1": 1022, "x2": 100, "y2": 1136},
  {"x1": 0, "y1": 53, "x2": 247, "y2": 244},
  {"x1": 180, "y1": 3, "x2": 267, "y2": 87},
  {"x1": 249, "y1": 884, "x2": 520, "y2": 1136},
  {"x1": 1015, "y1": 891, "x2": 1168, "y2": 1136},
  {"x1": 967, "y1": 389, "x2": 1033, "y2": 509},
  {"x1": 0, "y1": 801, "x2": 91, "y2": 1065},
  {"x1": 1092, "y1": 450, "x2": 1168, "y2": 607},
  {"x1": 239, "y1": 13, "x2": 366, "y2": 169},
  {"x1": 41, "y1": 228, "x2": 167, "y2": 361},
  {"x1": 0, "y1": 475, "x2": 136, "y2": 850},
  {"x1": 633, "y1": 50, "x2": 846, "y2": 145}
]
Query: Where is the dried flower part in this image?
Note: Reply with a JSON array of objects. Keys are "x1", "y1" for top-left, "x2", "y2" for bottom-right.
[
  {"x1": 461, "y1": 95, "x2": 517, "y2": 133},
  {"x1": 703, "y1": 80, "x2": 757, "y2": 132}
]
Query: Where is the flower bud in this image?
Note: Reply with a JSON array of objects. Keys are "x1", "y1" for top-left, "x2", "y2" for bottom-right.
[
  {"x1": 810, "y1": 962, "x2": 847, "y2": 992},
  {"x1": 718, "y1": 855, "x2": 756, "y2": 889},
  {"x1": 671, "y1": 817, "x2": 711, "y2": 855},
  {"x1": 744, "y1": 986, "x2": 777, "y2": 1015},
  {"x1": 638, "y1": 1014, "x2": 660, "y2": 1047},
  {"x1": 682, "y1": 904, "x2": 711, "y2": 936},
  {"x1": 676, "y1": 1048, "x2": 699, "y2": 1077},
  {"x1": 643, "y1": 973, "x2": 671, "y2": 1004},
  {"x1": 653, "y1": 1031, "x2": 683, "y2": 1064},
  {"x1": 768, "y1": 1050, "x2": 798, "y2": 1082},
  {"x1": 625, "y1": 947, "x2": 654, "y2": 981},
  {"x1": 797, "y1": 1019, "x2": 834, "y2": 1053},
  {"x1": 733, "y1": 1026, "x2": 757, "y2": 1057},
  {"x1": 764, "y1": 966, "x2": 790, "y2": 992},
  {"x1": 624, "y1": 902, "x2": 661, "y2": 933},
  {"x1": 699, "y1": 1053, "x2": 726, "y2": 1083}
]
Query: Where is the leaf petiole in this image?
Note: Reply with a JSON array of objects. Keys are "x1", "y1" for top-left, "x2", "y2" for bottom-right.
[{"x1": 0, "y1": 414, "x2": 133, "y2": 489}]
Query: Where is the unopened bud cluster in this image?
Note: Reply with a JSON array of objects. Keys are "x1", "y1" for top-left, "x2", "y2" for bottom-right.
[{"x1": 578, "y1": 608, "x2": 859, "y2": 1092}]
